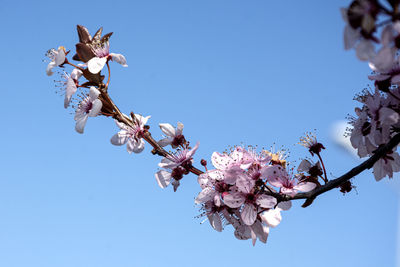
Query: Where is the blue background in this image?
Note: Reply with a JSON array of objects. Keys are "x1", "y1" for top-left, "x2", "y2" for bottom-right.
[{"x1": 1, "y1": 0, "x2": 399, "y2": 266}]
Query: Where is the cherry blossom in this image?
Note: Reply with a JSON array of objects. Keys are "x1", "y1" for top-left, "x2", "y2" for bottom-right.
[
  {"x1": 266, "y1": 165, "x2": 316, "y2": 196},
  {"x1": 74, "y1": 87, "x2": 102, "y2": 134},
  {"x1": 87, "y1": 35, "x2": 127, "y2": 74},
  {"x1": 223, "y1": 174, "x2": 276, "y2": 225},
  {"x1": 372, "y1": 151, "x2": 400, "y2": 181},
  {"x1": 61, "y1": 68, "x2": 82, "y2": 108},
  {"x1": 155, "y1": 142, "x2": 199, "y2": 191},
  {"x1": 46, "y1": 47, "x2": 66, "y2": 76},
  {"x1": 110, "y1": 114, "x2": 151, "y2": 154},
  {"x1": 158, "y1": 122, "x2": 186, "y2": 148}
]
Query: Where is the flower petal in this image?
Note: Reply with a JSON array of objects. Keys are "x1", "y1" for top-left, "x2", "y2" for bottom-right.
[
  {"x1": 356, "y1": 39, "x2": 375, "y2": 61},
  {"x1": 260, "y1": 209, "x2": 282, "y2": 227},
  {"x1": 241, "y1": 203, "x2": 257, "y2": 226},
  {"x1": 88, "y1": 57, "x2": 107, "y2": 74},
  {"x1": 110, "y1": 131, "x2": 129, "y2": 146},
  {"x1": 71, "y1": 68, "x2": 83, "y2": 80},
  {"x1": 294, "y1": 182, "x2": 316, "y2": 192},
  {"x1": 297, "y1": 159, "x2": 312, "y2": 173},
  {"x1": 88, "y1": 99, "x2": 102, "y2": 117},
  {"x1": 110, "y1": 53, "x2": 128, "y2": 67},
  {"x1": 89, "y1": 86, "x2": 101, "y2": 100},
  {"x1": 158, "y1": 137, "x2": 173, "y2": 147},
  {"x1": 129, "y1": 139, "x2": 145, "y2": 154},
  {"x1": 223, "y1": 193, "x2": 244, "y2": 208},
  {"x1": 55, "y1": 48, "x2": 66, "y2": 66},
  {"x1": 75, "y1": 115, "x2": 88, "y2": 134},
  {"x1": 46, "y1": 62, "x2": 56, "y2": 76},
  {"x1": 176, "y1": 122, "x2": 184, "y2": 135},
  {"x1": 256, "y1": 195, "x2": 277, "y2": 208},
  {"x1": 155, "y1": 170, "x2": 171, "y2": 188},
  {"x1": 208, "y1": 213, "x2": 222, "y2": 232},
  {"x1": 344, "y1": 25, "x2": 359, "y2": 50},
  {"x1": 195, "y1": 187, "x2": 214, "y2": 204},
  {"x1": 159, "y1": 123, "x2": 176, "y2": 137},
  {"x1": 277, "y1": 200, "x2": 292, "y2": 210}
]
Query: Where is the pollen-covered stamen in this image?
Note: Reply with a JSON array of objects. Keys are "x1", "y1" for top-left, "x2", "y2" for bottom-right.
[
  {"x1": 299, "y1": 132, "x2": 325, "y2": 156},
  {"x1": 167, "y1": 148, "x2": 193, "y2": 166},
  {"x1": 265, "y1": 149, "x2": 288, "y2": 167},
  {"x1": 91, "y1": 39, "x2": 110, "y2": 58}
]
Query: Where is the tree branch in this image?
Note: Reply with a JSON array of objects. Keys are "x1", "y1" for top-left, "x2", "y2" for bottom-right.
[{"x1": 270, "y1": 133, "x2": 400, "y2": 206}]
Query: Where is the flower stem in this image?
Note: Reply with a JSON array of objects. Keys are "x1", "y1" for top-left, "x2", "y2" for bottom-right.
[{"x1": 317, "y1": 152, "x2": 328, "y2": 184}]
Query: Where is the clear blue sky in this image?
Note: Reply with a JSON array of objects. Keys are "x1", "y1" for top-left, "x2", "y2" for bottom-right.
[{"x1": 1, "y1": 0, "x2": 398, "y2": 266}]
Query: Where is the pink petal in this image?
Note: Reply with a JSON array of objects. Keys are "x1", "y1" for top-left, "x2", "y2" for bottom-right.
[
  {"x1": 208, "y1": 213, "x2": 222, "y2": 232},
  {"x1": 89, "y1": 87, "x2": 101, "y2": 100},
  {"x1": 75, "y1": 115, "x2": 88, "y2": 134},
  {"x1": 260, "y1": 209, "x2": 282, "y2": 227},
  {"x1": 46, "y1": 62, "x2": 56, "y2": 76},
  {"x1": 356, "y1": 39, "x2": 375, "y2": 61},
  {"x1": 207, "y1": 170, "x2": 225, "y2": 181},
  {"x1": 211, "y1": 152, "x2": 232, "y2": 170},
  {"x1": 88, "y1": 99, "x2": 102, "y2": 117},
  {"x1": 255, "y1": 195, "x2": 277, "y2": 208},
  {"x1": 277, "y1": 200, "x2": 292, "y2": 210},
  {"x1": 297, "y1": 159, "x2": 312, "y2": 173},
  {"x1": 223, "y1": 193, "x2": 244, "y2": 208},
  {"x1": 155, "y1": 170, "x2": 171, "y2": 188},
  {"x1": 110, "y1": 53, "x2": 128, "y2": 67},
  {"x1": 158, "y1": 137, "x2": 173, "y2": 147},
  {"x1": 241, "y1": 203, "x2": 257, "y2": 226},
  {"x1": 159, "y1": 123, "x2": 176, "y2": 137},
  {"x1": 110, "y1": 131, "x2": 129, "y2": 146},
  {"x1": 55, "y1": 49, "x2": 66, "y2": 66},
  {"x1": 87, "y1": 57, "x2": 107, "y2": 74},
  {"x1": 195, "y1": 188, "x2": 214, "y2": 204},
  {"x1": 344, "y1": 25, "x2": 359, "y2": 50},
  {"x1": 294, "y1": 182, "x2": 316, "y2": 192},
  {"x1": 176, "y1": 122, "x2": 184, "y2": 135}
]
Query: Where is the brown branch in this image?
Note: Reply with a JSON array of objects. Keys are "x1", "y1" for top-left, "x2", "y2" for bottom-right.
[
  {"x1": 105, "y1": 61, "x2": 111, "y2": 90},
  {"x1": 100, "y1": 90, "x2": 204, "y2": 176},
  {"x1": 64, "y1": 59, "x2": 84, "y2": 71},
  {"x1": 101, "y1": 81, "x2": 400, "y2": 203},
  {"x1": 269, "y1": 133, "x2": 400, "y2": 207}
]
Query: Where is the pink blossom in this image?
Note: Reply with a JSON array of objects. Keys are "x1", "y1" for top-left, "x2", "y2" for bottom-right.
[
  {"x1": 223, "y1": 173, "x2": 276, "y2": 226},
  {"x1": 46, "y1": 47, "x2": 66, "y2": 76},
  {"x1": 61, "y1": 69, "x2": 82, "y2": 108},
  {"x1": 195, "y1": 170, "x2": 227, "y2": 207},
  {"x1": 155, "y1": 142, "x2": 199, "y2": 191},
  {"x1": 110, "y1": 113, "x2": 150, "y2": 154},
  {"x1": 74, "y1": 87, "x2": 102, "y2": 134},
  {"x1": 158, "y1": 122, "x2": 185, "y2": 148},
  {"x1": 265, "y1": 165, "x2": 316, "y2": 196},
  {"x1": 210, "y1": 147, "x2": 250, "y2": 184},
  {"x1": 373, "y1": 151, "x2": 400, "y2": 181},
  {"x1": 87, "y1": 38, "x2": 127, "y2": 74}
]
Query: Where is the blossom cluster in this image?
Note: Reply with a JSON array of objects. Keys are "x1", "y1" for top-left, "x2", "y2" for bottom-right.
[
  {"x1": 194, "y1": 147, "x2": 318, "y2": 245},
  {"x1": 46, "y1": 25, "x2": 128, "y2": 134},
  {"x1": 43, "y1": 8, "x2": 400, "y2": 245},
  {"x1": 343, "y1": 0, "x2": 400, "y2": 180},
  {"x1": 348, "y1": 87, "x2": 400, "y2": 180}
]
